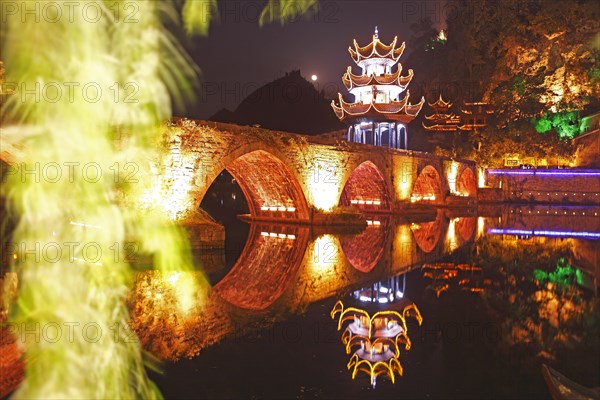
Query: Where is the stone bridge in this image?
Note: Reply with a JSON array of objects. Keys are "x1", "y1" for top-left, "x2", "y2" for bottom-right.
[{"x1": 146, "y1": 118, "x2": 478, "y2": 225}]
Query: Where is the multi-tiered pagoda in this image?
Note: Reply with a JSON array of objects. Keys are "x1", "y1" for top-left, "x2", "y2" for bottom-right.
[
  {"x1": 331, "y1": 27, "x2": 425, "y2": 150},
  {"x1": 422, "y1": 95, "x2": 461, "y2": 131}
]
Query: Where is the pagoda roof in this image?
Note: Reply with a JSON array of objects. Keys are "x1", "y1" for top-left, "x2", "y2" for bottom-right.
[
  {"x1": 342, "y1": 66, "x2": 413, "y2": 90},
  {"x1": 458, "y1": 123, "x2": 488, "y2": 131},
  {"x1": 428, "y1": 94, "x2": 452, "y2": 109},
  {"x1": 462, "y1": 109, "x2": 495, "y2": 115},
  {"x1": 464, "y1": 101, "x2": 491, "y2": 106},
  {"x1": 461, "y1": 101, "x2": 494, "y2": 114},
  {"x1": 422, "y1": 122, "x2": 459, "y2": 131},
  {"x1": 331, "y1": 91, "x2": 424, "y2": 123},
  {"x1": 348, "y1": 34, "x2": 405, "y2": 65},
  {"x1": 424, "y1": 112, "x2": 460, "y2": 121}
]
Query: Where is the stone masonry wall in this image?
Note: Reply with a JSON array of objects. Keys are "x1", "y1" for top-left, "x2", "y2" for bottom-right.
[{"x1": 146, "y1": 118, "x2": 477, "y2": 222}]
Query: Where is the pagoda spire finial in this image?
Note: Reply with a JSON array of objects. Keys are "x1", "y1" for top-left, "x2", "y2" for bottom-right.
[{"x1": 374, "y1": 26, "x2": 379, "y2": 39}]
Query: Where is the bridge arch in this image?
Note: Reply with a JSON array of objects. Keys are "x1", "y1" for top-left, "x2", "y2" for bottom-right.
[
  {"x1": 457, "y1": 217, "x2": 476, "y2": 242},
  {"x1": 411, "y1": 212, "x2": 443, "y2": 254},
  {"x1": 197, "y1": 149, "x2": 310, "y2": 222},
  {"x1": 339, "y1": 217, "x2": 390, "y2": 273},
  {"x1": 411, "y1": 165, "x2": 443, "y2": 204},
  {"x1": 457, "y1": 167, "x2": 477, "y2": 197},
  {"x1": 214, "y1": 224, "x2": 310, "y2": 310},
  {"x1": 339, "y1": 160, "x2": 391, "y2": 212}
]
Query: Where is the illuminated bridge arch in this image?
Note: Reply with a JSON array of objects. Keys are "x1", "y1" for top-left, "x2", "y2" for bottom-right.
[
  {"x1": 411, "y1": 165, "x2": 443, "y2": 205},
  {"x1": 339, "y1": 161, "x2": 391, "y2": 212},
  {"x1": 198, "y1": 149, "x2": 310, "y2": 222},
  {"x1": 457, "y1": 167, "x2": 477, "y2": 197}
]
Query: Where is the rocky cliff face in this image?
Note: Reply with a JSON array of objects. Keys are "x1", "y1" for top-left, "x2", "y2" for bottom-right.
[
  {"x1": 440, "y1": 0, "x2": 599, "y2": 127},
  {"x1": 486, "y1": 16, "x2": 599, "y2": 126}
]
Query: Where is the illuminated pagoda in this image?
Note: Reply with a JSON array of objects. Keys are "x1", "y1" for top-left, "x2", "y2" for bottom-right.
[
  {"x1": 458, "y1": 101, "x2": 494, "y2": 131},
  {"x1": 331, "y1": 27, "x2": 425, "y2": 150},
  {"x1": 422, "y1": 94, "x2": 461, "y2": 132},
  {"x1": 330, "y1": 297, "x2": 423, "y2": 387}
]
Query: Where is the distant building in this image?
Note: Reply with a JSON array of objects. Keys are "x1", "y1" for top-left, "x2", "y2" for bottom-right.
[
  {"x1": 422, "y1": 95, "x2": 461, "y2": 131},
  {"x1": 331, "y1": 27, "x2": 425, "y2": 150},
  {"x1": 458, "y1": 101, "x2": 494, "y2": 131},
  {"x1": 422, "y1": 97, "x2": 494, "y2": 133}
]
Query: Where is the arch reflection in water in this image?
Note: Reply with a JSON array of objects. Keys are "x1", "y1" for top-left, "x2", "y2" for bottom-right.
[
  {"x1": 456, "y1": 216, "x2": 477, "y2": 242},
  {"x1": 339, "y1": 216, "x2": 390, "y2": 273},
  {"x1": 411, "y1": 211, "x2": 443, "y2": 254},
  {"x1": 214, "y1": 223, "x2": 310, "y2": 310},
  {"x1": 330, "y1": 296, "x2": 423, "y2": 387}
]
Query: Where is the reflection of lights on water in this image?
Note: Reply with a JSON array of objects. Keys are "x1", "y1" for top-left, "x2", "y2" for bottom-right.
[
  {"x1": 487, "y1": 228, "x2": 600, "y2": 239},
  {"x1": 260, "y1": 232, "x2": 296, "y2": 240},
  {"x1": 477, "y1": 217, "x2": 485, "y2": 239},
  {"x1": 446, "y1": 217, "x2": 458, "y2": 252},
  {"x1": 309, "y1": 234, "x2": 340, "y2": 274},
  {"x1": 353, "y1": 275, "x2": 406, "y2": 303},
  {"x1": 410, "y1": 194, "x2": 435, "y2": 202}
]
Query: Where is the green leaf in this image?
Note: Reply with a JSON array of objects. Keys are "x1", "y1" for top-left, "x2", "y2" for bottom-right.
[{"x1": 182, "y1": 0, "x2": 218, "y2": 36}]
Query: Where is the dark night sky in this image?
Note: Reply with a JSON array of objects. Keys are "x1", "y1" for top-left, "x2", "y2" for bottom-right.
[{"x1": 185, "y1": 0, "x2": 447, "y2": 119}]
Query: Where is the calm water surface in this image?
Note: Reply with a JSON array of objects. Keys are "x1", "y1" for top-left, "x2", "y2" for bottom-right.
[{"x1": 132, "y1": 205, "x2": 599, "y2": 399}]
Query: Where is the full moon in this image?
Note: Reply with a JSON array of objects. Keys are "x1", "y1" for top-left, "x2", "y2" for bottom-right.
[{"x1": 311, "y1": 74, "x2": 318, "y2": 81}]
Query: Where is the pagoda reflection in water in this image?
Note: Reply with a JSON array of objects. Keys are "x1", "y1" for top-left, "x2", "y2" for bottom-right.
[
  {"x1": 330, "y1": 278, "x2": 422, "y2": 387},
  {"x1": 350, "y1": 274, "x2": 406, "y2": 304}
]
